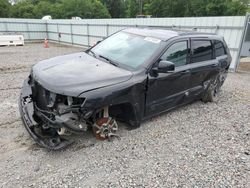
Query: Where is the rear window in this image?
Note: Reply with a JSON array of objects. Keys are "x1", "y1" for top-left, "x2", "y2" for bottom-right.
[
  {"x1": 214, "y1": 40, "x2": 226, "y2": 57},
  {"x1": 192, "y1": 40, "x2": 213, "y2": 63}
]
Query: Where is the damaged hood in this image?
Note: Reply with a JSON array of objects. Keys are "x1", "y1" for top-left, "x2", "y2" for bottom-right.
[{"x1": 32, "y1": 52, "x2": 133, "y2": 96}]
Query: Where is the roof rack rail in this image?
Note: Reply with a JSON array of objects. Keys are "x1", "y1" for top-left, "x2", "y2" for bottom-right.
[
  {"x1": 144, "y1": 25, "x2": 200, "y2": 32},
  {"x1": 171, "y1": 25, "x2": 199, "y2": 32},
  {"x1": 131, "y1": 25, "x2": 216, "y2": 35}
]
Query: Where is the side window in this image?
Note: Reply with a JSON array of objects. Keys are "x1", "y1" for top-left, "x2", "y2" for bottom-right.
[
  {"x1": 214, "y1": 40, "x2": 226, "y2": 57},
  {"x1": 161, "y1": 41, "x2": 188, "y2": 67},
  {"x1": 192, "y1": 40, "x2": 213, "y2": 63}
]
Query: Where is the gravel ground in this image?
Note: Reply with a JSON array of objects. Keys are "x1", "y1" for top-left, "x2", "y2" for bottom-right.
[{"x1": 0, "y1": 43, "x2": 249, "y2": 188}]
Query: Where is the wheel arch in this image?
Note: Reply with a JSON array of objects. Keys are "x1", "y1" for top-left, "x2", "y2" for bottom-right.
[{"x1": 109, "y1": 102, "x2": 138, "y2": 124}]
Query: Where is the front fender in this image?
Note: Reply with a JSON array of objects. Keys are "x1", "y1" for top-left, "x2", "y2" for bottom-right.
[{"x1": 79, "y1": 76, "x2": 147, "y2": 123}]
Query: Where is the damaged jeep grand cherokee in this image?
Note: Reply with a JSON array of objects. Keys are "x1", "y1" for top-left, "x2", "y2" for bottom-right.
[{"x1": 19, "y1": 28, "x2": 231, "y2": 150}]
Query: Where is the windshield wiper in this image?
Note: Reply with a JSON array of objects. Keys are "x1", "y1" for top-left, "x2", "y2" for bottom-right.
[
  {"x1": 98, "y1": 55, "x2": 119, "y2": 67},
  {"x1": 87, "y1": 50, "x2": 97, "y2": 58}
]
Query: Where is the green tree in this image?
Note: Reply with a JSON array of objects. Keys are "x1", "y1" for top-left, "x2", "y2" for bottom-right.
[
  {"x1": 205, "y1": 0, "x2": 227, "y2": 16},
  {"x1": 50, "y1": 3, "x2": 63, "y2": 19},
  {"x1": 225, "y1": 0, "x2": 249, "y2": 16},
  {"x1": 59, "y1": 0, "x2": 110, "y2": 18},
  {"x1": 8, "y1": 0, "x2": 250, "y2": 19},
  {"x1": 33, "y1": 1, "x2": 54, "y2": 18},
  {"x1": 90, "y1": 0, "x2": 111, "y2": 18},
  {"x1": 101, "y1": 0, "x2": 126, "y2": 18},
  {"x1": 143, "y1": 0, "x2": 249, "y2": 17},
  {"x1": 126, "y1": 0, "x2": 140, "y2": 17},
  {"x1": 11, "y1": 0, "x2": 35, "y2": 18},
  {"x1": 10, "y1": 0, "x2": 110, "y2": 19},
  {"x1": 185, "y1": 0, "x2": 208, "y2": 16},
  {"x1": 147, "y1": 0, "x2": 186, "y2": 17},
  {"x1": 0, "y1": 0, "x2": 11, "y2": 18}
]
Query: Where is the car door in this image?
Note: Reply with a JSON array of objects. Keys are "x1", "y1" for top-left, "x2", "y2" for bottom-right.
[
  {"x1": 214, "y1": 39, "x2": 231, "y2": 70},
  {"x1": 188, "y1": 38, "x2": 219, "y2": 101},
  {"x1": 145, "y1": 39, "x2": 191, "y2": 117}
]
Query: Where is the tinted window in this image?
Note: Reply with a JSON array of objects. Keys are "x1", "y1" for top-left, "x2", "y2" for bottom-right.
[
  {"x1": 192, "y1": 40, "x2": 213, "y2": 63},
  {"x1": 161, "y1": 41, "x2": 188, "y2": 67},
  {"x1": 214, "y1": 40, "x2": 226, "y2": 57}
]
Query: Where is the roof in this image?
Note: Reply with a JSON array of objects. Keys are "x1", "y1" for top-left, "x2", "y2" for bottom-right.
[{"x1": 124, "y1": 28, "x2": 218, "y2": 41}]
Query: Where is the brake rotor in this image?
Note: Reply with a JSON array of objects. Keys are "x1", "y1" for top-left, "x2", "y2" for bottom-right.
[{"x1": 92, "y1": 117, "x2": 118, "y2": 140}]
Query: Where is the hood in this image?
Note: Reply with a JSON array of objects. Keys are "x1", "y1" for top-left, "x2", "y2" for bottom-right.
[{"x1": 32, "y1": 52, "x2": 133, "y2": 96}]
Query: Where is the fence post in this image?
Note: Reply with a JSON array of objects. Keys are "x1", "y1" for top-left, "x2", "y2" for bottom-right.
[
  {"x1": 5, "y1": 22, "x2": 8, "y2": 32},
  {"x1": 87, "y1": 23, "x2": 90, "y2": 46},
  {"x1": 70, "y1": 23, "x2": 73, "y2": 45},
  {"x1": 57, "y1": 23, "x2": 60, "y2": 43},
  {"x1": 45, "y1": 21, "x2": 48, "y2": 40},
  {"x1": 235, "y1": 13, "x2": 250, "y2": 71},
  {"x1": 26, "y1": 22, "x2": 30, "y2": 40},
  {"x1": 215, "y1": 25, "x2": 219, "y2": 34},
  {"x1": 106, "y1": 24, "x2": 109, "y2": 37}
]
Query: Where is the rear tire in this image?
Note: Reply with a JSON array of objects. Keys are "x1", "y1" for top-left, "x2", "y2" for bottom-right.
[{"x1": 202, "y1": 72, "x2": 226, "y2": 103}]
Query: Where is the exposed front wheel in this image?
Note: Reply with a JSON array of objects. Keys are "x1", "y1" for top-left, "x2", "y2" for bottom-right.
[{"x1": 92, "y1": 107, "x2": 119, "y2": 140}]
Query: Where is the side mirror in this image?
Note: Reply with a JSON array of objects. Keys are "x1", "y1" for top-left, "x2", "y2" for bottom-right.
[
  {"x1": 91, "y1": 40, "x2": 102, "y2": 47},
  {"x1": 153, "y1": 60, "x2": 175, "y2": 73}
]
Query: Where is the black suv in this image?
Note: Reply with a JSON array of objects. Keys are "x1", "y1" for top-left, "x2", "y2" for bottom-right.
[{"x1": 19, "y1": 28, "x2": 231, "y2": 149}]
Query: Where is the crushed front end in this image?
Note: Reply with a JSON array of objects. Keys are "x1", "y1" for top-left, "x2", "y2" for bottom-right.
[{"x1": 19, "y1": 75, "x2": 91, "y2": 150}]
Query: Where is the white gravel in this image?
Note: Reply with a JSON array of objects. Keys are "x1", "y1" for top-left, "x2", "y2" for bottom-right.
[{"x1": 0, "y1": 43, "x2": 249, "y2": 187}]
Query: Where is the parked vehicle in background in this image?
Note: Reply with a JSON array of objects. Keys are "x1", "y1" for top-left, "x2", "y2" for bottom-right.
[
  {"x1": 72, "y1": 17, "x2": 82, "y2": 20},
  {"x1": 19, "y1": 28, "x2": 231, "y2": 150},
  {"x1": 0, "y1": 34, "x2": 24, "y2": 46},
  {"x1": 42, "y1": 15, "x2": 52, "y2": 20},
  {"x1": 136, "y1": 15, "x2": 152, "y2": 18}
]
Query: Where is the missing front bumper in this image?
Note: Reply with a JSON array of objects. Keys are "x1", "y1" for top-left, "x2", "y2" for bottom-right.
[{"x1": 19, "y1": 78, "x2": 74, "y2": 150}]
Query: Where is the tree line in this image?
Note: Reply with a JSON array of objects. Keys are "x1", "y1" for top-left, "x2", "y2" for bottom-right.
[{"x1": 0, "y1": 0, "x2": 249, "y2": 19}]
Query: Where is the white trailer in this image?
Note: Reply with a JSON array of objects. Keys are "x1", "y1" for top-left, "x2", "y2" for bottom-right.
[{"x1": 0, "y1": 34, "x2": 24, "y2": 46}]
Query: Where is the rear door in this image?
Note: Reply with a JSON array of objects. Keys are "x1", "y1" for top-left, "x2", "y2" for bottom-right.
[
  {"x1": 188, "y1": 38, "x2": 219, "y2": 100},
  {"x1": 214, "y1": 39, "x2": 231, "y2": 69}
]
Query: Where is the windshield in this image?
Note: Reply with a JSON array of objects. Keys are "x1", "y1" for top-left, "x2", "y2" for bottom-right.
[{"x1": 90, "y1": 31, "x2": 162, "y2": 69}]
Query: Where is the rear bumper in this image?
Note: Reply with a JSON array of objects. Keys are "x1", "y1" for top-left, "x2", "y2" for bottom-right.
[{"x1": 19, "y1": 78, "x2": 73, "y2": 150}]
